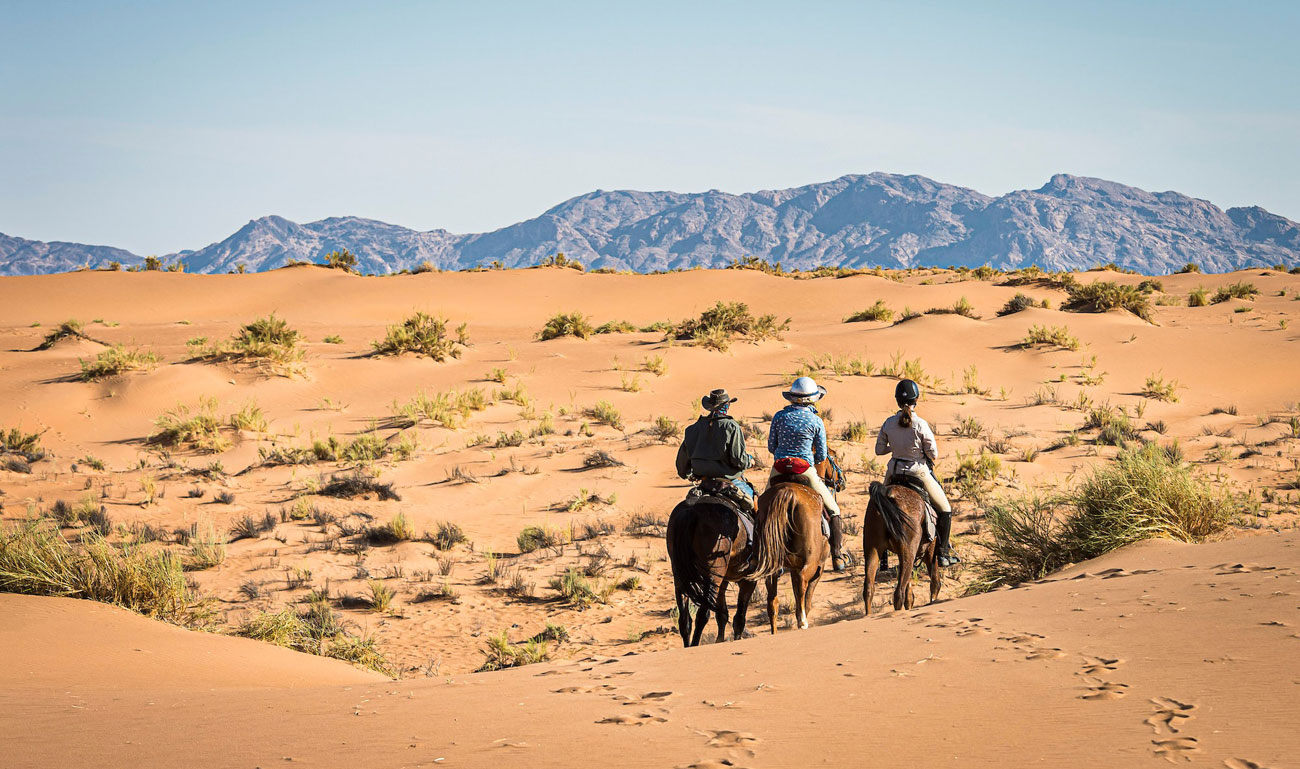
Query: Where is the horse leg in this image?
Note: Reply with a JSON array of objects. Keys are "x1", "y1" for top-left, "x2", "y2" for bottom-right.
[
  {"x1": 714, "y1": 579, "x2": 730, "y2": 643},
  {"x1": 733, "y1": 580, "x2": 756, "y2": 640},
  {"x1": 894, "y1": 545, "x2": 915, "y2": 611},
  {"x1": 863, "y1": 546, "x2": 880, "y2": 617},
  {"x1": 800, "y1": 563, "x2": 823, "y2": 630},
  {"x1": 790, "y1": 566, "x2": 808, "y2": 630},
  {"x1": 676, "y1": 587, "x2": 692, "y2": 647},
  {"x1": 765, "y1": 575, "x2": 780, "y2": 634},
  {"x1": 690, "y1": 597, "x2": 711, "y2": 646},
  {"x1": 927, "y1": 543, "x2": 942, "y2": 604}
]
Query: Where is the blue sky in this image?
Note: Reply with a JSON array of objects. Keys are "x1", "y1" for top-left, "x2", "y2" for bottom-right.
[{"x1": 2, "y1": 1, "x2": 1296, "y2": 255}]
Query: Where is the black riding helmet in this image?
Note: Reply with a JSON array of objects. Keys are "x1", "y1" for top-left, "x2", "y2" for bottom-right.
[{"x1": 895, "y1": 378, "x2": 921, "y2": 406}]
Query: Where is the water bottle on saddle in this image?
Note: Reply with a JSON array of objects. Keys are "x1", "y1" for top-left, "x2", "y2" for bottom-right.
[{"x1": 674, "y1": 388, "x2": 756, "y2": 511}]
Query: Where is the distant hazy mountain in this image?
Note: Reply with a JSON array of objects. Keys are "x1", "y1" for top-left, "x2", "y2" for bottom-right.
[{"x1": 4, "y1": 173, "x2": 1299, "y2": 276}]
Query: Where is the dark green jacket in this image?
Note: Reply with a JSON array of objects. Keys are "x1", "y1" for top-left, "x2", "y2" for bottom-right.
[{"x1": 676, "y1": 415, "x2": 751, "y2": 481}]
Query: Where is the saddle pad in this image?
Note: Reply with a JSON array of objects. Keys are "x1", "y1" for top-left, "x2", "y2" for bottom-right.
[{"x1": 922, "y1": 502, "x2": 937, "y2": 542}]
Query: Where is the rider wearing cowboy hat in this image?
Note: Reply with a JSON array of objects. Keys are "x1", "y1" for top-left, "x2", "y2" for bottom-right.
[
  {"x1": 675, "y1": 388, "x2": 756, "y2": 504},
  {"x1": 767, "y1": 376, "x2": 847, "y2": 571}
]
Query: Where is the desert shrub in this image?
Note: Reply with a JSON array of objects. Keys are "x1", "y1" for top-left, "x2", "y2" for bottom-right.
[
  {"x1": 0, "y1": 522, "x2": 194, "y2": 622},
  {"x1": 363, "y1": 512, "x2": 416, "y2": 544},
  {"x1": 323, "y1": 335, "x2": 344, "y2": 344},
  {"x1": 624, "y1": 510, "x2": 667, "y2": 536},
  {"x1": 2, "y1": 427, "x2": 45, "y2": 462},
  {"x1": 318, "y1": 471, "x2": 400, "y2": 501},
  {"x1": 845, "y1": 301, "x2": 893, "y2": 323},
  {"x1": 427, "y1": 520, "x2": 468, "y2": 550},
  {"x1": 583, "y1": 450, "x2": 624, "y2": 468},
  {"x1": 185, "y1": 520, "x2": 227, "y2": 570},
  {"x1": 151, "y1": 398, "x2": 230, "y2": 453},
  {"x1": 229, "y1": 512, "x2": 277, "y2": 542},
  {"x1": 1187, "y1": 287, "x2": 1210, "y2": 307},
  {"x1": 235, "y1": 604, "x2": 393, "y2": 675},
  {"x1": 539, "y1": 252, "x2": 585, "y2": 271},
  {"x1": 1082, "y1": 405, "x2": 1140, "y2": 447},
  {"x1": 477, "y1": 631, "x2": 551, "y2": 672},
  {"x1": 78, "y1": 345, "x2": 161, "y2": 381},
  {"x1": 366, "y1": 579, "x2": 395, "y2": 612},
  {"x1": 539, "y1": 312, "x2": 594, "y2": 340},
  {"x1": 321, "y1": 249, "x2": 358, "y2": 273},
  {"x1": 953, "y1": 416, "x2": 985, "y2": 439},
  {"x1": 189, "y1": 314, "x2": 306, "y2": 375},
  {"x1": 594, "y1": 320, "x2": 638, "y2": 334},
  {"x1": 517, "y1": 524, "x2": 563, "y2": 553},
  {"x1": 998, "y1": 293, "x2": 1041, "y2": 316},
  {"x1": 228, "y1": 402, "x2": 268, "y2": 432},
  {"x1": 648, "y1": 415, "x2": 681, "y2": 442},
  {"x1": 1020, "y1": 324, "x2": 1080, "y2": 351},
  {"x1": 1063, "y1": 281, "x2": 1153, "y2": 323},
  {"x1": 1141, "y1": 373, "x2": 1180, "y2": 402},
  {"x1": 1211, "y1": 282, "x2": 1258, "y2": 304},
  {"x1": 549, "y1": 568, "x2": 613, "y2": 609},
  {"x1": 950, "y1": 450, "x2": 1001, "y2": 499},
  {"x1": 1175, "y1": 262, "x2": 1201, "y2": 274},
  {"x1": 584, "y1": 401, "x2": 624, "y2": 431},
  {"x1": 372, "y1": 312, "x2": 468, "y2": 360},
  {"x1": 642, "y1": 354, "x2": 667, "y2": 377},
  {"x1": 1137, "y1": 279, "x2": 1164, "y2": 293},
  {"x1": 37, "y1": 319, "x2": 93, "y2": 349},
  {"x1": 840, "y1": 421, "x2": 871, "y2": 443},
  {"x1": 672, "y1": 301, "x2": 790, "y2": 351}
]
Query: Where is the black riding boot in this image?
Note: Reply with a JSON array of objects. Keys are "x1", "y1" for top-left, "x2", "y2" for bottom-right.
[
  {"x1": 936, "y1": 507, "x2": 960, "y2": 566},
  {"x1": 829, "y1": 515, "x2": 846, "y2": 572}
]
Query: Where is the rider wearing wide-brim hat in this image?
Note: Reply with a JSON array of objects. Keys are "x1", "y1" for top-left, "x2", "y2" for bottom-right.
[
  {"x1": 767, "y1": 376, "x2": 847, "y2": 570},
  {"x1": 875, "y1": 378, "x2": 959, "y2": 566},
  {"x1": 675, "y1": 388, "x2": 756, "y2": 504}
]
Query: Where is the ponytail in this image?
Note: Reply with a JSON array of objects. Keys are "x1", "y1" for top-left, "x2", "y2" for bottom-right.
[{"x1": 899, "y1": 404, "x2": 914, "y2": 429}]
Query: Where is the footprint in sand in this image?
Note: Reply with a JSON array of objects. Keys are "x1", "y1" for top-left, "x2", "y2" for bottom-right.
[
  {"x1": 701, "y1": 730, "x2": 760, "y2": 750},
  {"x1": 1079, "y1": 656, "x2": 1125, "y2": 675},
  {"x1": 1223, "y1": 759, "x2": 1275, "y2": 769},
  {"x1": 677, "y1": 760, "x2": 749, "y2": 769},
  {"x1": 1151, "y1": 737, "x2": 1199, "y2": 762},
  {"x1": 1145, "y1": 697, "x2": 1198, "y2": 734},
  {"x1": 552, "y1": 684, "x2": 618, "y2": 695},
  {"x1": 1214, "y1": 563, "x2": 1278, "y2": 575},
  {"x1": 615, "y1": 691, "x2": 675, "y2": 704},
  {"x1": 1026, "y1": 648, "x2": 1068, "y2": 661},
  {"x1": 1079, "y1": 677, "x2": 1129, "y2": 700},
  {"x1": 596, "y1": 710, "x2": 669, "y2": 726}
]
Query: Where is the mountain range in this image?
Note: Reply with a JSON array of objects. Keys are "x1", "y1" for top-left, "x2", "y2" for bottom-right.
[{"x1": 4, "y1": 173, "x2": 1298, "y2": 276}]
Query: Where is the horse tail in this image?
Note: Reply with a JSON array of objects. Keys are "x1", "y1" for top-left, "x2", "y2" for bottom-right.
[
  {"x1": 751, "y1": 486, "x2": 797, "y2": 579},
  {"x1": 666, "y1": 504, "x2": 716, "y2": 612},
  {"x1": 869, "y1": 481, "x2": 908, "y2": 546}
]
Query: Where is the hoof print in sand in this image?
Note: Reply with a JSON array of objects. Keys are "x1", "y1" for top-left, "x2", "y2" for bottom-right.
[
  {"x1": 678, "y1": 761, "x2": 749, "y2": 769},
  {"x1": 1145, "y1": 697, "x2": 1197, "y2": 734},
  {"x1": 1223, "y1": 759, "x2": 1274, "y2": 769},
  {"x1": 1151, "y1": 737, "x2": 1199, "y2": 762},
  {"x1": 1026, "y1": 648, "x2": 1068, "y2": 661},
  {"x1": 1079, "y1": 678, "x2": 1129, "y2": 700},
  {"x1": 1079, "y1": 656, "x2": 1125, "y2": 675},
  {"x1": 597, "y1": 710, "x2": 668, "y2": 726}
]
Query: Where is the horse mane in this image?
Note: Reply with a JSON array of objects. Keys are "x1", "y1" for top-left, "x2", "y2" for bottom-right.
[
  {"x1": 666, "y1": 503, "x2": 722, "y2": 611},
  {"x1": 869, "y1": 481, "x2": 917, "y2": 544}
]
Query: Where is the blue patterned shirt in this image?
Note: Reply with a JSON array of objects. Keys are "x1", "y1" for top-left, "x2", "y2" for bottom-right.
[{"x1": 767, "y1": 404, "x2": 828, "y2": 465}]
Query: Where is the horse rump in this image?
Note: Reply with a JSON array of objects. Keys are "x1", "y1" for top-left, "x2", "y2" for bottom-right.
[
  {"x1": 868, "y1": 481, "x2": 910, "y2": 545},
  {"x1": 666, "y1": 502, "x2": 718, "y2": 612}
]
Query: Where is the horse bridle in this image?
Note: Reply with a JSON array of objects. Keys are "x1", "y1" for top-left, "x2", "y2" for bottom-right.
[{"x1": 826, "y1": 456, "x2": 847, "y2": 493}]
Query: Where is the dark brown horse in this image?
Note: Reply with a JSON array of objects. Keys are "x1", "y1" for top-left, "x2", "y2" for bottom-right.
[
  {"x1": 862, "y1": 481, "x2": 941, "y2": 615},
  {"x1": 752, "y1": 456, "x2": 843, "y2": 632},
  {"x1": 665, "y1": 497, "x2": 759, "y2": 646}
]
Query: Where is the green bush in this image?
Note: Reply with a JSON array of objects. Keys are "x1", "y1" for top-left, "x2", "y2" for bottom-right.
[
  {"x1": 372, "y1": 312, "x2": 468, "y2": 360},
  {"x1": 1188, "y1": 287, "x2": 1210, "y2": 307},
  {"x1": 845, "y1": 300, "x2": 893, "y2": 323},
  {"x1": 79, "y1": 345, "x2": 162, "y2": 381},
  {"x1": 477, "y1": 630, "x2": 551, "y2": 672},
  {"x1": 970, "y1": 443, "x2": 1237, "y2": 592},
  {"x1": 539, "y1": 312, "x2": 595, "y2": 340},
  {"x1": 594, "y1": 320, "x2": 638, "y2": 334},
  {"x1": 517, "y1": 524, "x2": 563, "y2": 553},
  {"x1": 1211, "y1": 282, "x2": 1258, "y2": 304},
  {"x1": 189, "y1": 314, "x2": 306, "y2": 376},
  {"x1": 998, "y1": 293, "x2": 1041, "y2": 316},
  {"x1": 671, "y1": 301, "x2": 790, "y2": 351},
  {"x1": 321, "y1": 249, "x2": 358, "y2": 273},
  {"x1": 1063, "y1": 281, "x2": 1153, "y2": 323},
  {"x1": 1021, "y1": 324, "x2": 1080, "y2": 351}
]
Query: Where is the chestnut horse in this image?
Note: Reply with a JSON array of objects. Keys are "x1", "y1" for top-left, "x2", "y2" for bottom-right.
[
  {"x1": 665, "y1": 498, "x2": 759, "y2": 646},
  {"x1": 862, "y1": 481, "x2": 941, "y2": 615},
  {"x1": 752, "y1": 456, "x2": 843, "y2": 632}
]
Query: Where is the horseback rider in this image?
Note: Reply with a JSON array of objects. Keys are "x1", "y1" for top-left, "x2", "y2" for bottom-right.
[
  {"x1": 675, "y1": 388, "x2": 756, "y2": 506},
  {"x1": 875, "y1": 378, "x2": 959, "y2": 566},
  {"x1": 767, "y1": 376, "x2": 847, "y2": 571}
]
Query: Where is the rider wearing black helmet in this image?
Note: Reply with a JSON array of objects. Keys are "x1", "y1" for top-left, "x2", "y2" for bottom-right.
[{"x1": 875, "y1": 379, "x2": 959, "y2": 566}]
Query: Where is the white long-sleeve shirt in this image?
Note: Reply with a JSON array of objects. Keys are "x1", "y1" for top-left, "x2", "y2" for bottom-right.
[{"x1": 875, "y1": 410, "x2": 938, "y2": 465}]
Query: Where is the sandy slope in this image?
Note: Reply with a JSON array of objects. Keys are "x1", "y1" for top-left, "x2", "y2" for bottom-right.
[
  {"x1": 1, "y1": 265, "x2": 1299, "y2": 678},
  {"x1": 2, "y1": 530, "x2": 1297, "y2": 768}
]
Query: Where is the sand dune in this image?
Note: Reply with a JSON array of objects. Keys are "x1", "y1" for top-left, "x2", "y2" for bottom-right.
[
  {"x1": 2, "y1": 530, "x2": 1296, "y2": 768},
  {"x1": 2, "y1": 265, "x2": 1299, "y2": 766}
]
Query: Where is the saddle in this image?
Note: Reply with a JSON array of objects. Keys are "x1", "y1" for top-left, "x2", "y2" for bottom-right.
[
  {"x1": 884, "y1": 473, "x2": 938, "y2": 543},
  {"x1": 684, "y1": 478, "x2": 756, "y2": 547}
]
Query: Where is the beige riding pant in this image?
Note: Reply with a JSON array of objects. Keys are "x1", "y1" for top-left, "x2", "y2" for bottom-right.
[
  {"x1": 771, "y1": 467, "x2": 841, "y2": 516},
  {"x1": 888, "y1": 459, "x2": 952, "y2": 513}
]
